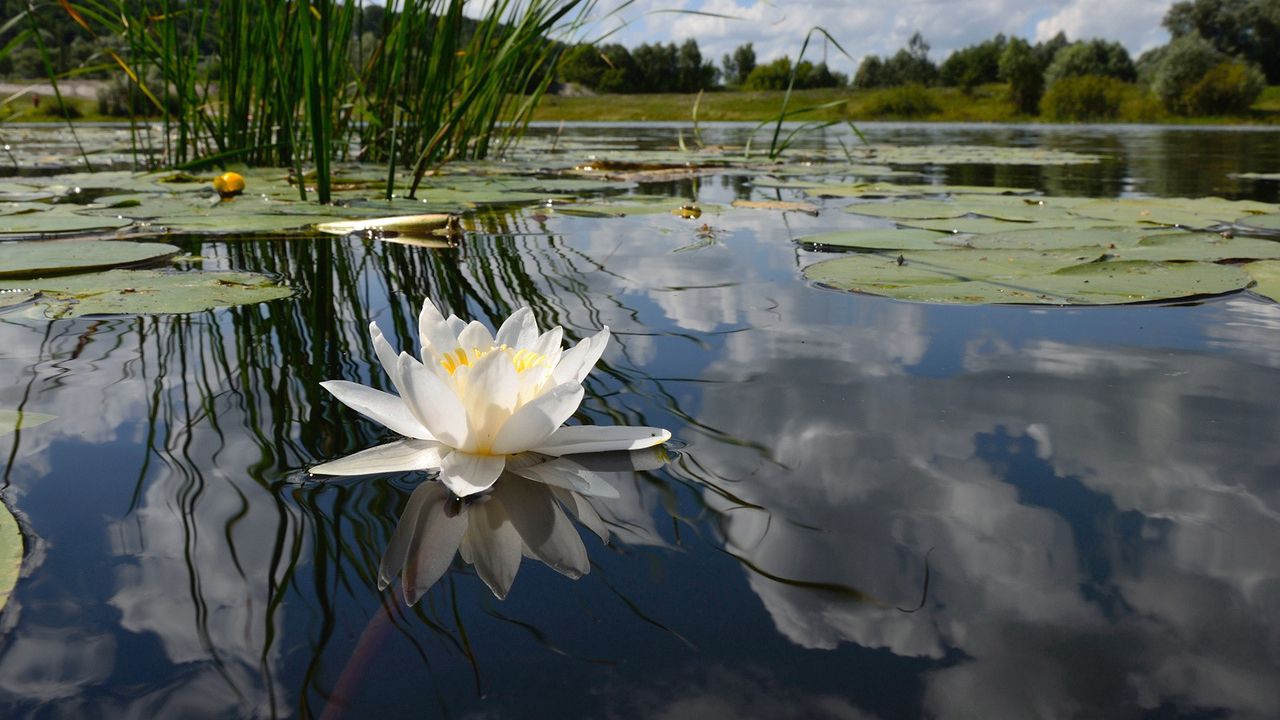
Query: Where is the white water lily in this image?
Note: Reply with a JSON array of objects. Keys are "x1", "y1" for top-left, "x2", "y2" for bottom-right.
[{"x1": 312, "y1": 299, "x2": 671, "y2": 497}]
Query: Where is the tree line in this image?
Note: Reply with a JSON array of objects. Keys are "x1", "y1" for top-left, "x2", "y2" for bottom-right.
[{"x1": 555, "y1": 0, "x2": 1277, "y2": 117}]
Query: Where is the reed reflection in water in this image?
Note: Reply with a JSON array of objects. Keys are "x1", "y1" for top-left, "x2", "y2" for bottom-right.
[{"x1": 0, "y1": 213, "x2": 686, "y2": 716}]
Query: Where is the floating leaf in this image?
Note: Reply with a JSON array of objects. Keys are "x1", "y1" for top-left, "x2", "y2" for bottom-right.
[
  {"x1": 899, "y1": 217, "x2": 1105, "y2": 235},
  {"x1": 1243, "y1": 260, "x2": 1280, "y2": 302},
  {"x1": 0, "y1": 269, "x2": 293, "y2": 317},
  {"x1": 797, "y1": 228, "x2": 953, "y2": 251},
  {"x1": 0, "y1": 290, "x2": 35, "y2": 309},
  {"x1": 1231, "y1": 172, "x2": 1280, "y2": 180},
  {"x1": 804, "y1": 251, "x2": 1248, "y2": 305},
  {"x1": 1236, "y1": 214, "x2": 1280, "y2": 231},
  {"x1": 0, "y1": 409, "x2": 55, "y2": 436},
  {"x1": 1070, "y1": 197, "x2": 1275, "y2": 229},
  {"x1": 844, "y1": 200, "x2": 970, "y2": 220},
  {"x1": 0, "y1": 209, "x2": 132, "y2": 236},
  {"x1": 0, "y1": 240, "x2": 180, "y2": 279},
  {"x1": 315, "y1": 214, "x2": 452, "y2": 236},
  {"x1": 0, "y1": 496, "x2": 23, "y2": 615},
  {"x1": 961, "y1": 226, "x2": 1147, "y2": 250},
  {"x1": 1104, "y1": 232, "x2": 1280, "y2": 262},
  {"x1": 731, "y1": 199, "x2": 820, "y2": 215}
]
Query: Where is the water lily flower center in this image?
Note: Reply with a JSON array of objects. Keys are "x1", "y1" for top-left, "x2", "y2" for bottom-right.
[{"x1": 440, "y1": 344, "x2": 551, "y2": 376}]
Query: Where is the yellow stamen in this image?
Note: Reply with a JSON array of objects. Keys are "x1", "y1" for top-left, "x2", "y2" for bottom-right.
[{"x1": 440, "y1": 344, "x2": 550, "y2": 376}]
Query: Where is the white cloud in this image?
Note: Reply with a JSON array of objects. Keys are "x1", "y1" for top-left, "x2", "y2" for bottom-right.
[{"x1": 585, "y1": 0, "x2": 1177, "y2": 75}]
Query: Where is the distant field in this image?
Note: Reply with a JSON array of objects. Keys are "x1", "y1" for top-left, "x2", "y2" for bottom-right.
[{"x1": 531, "y1": 84, "x2": 1280, "y2": 125}]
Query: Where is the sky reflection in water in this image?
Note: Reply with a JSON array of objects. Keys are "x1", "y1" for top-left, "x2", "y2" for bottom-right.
[{"x1": 0, "y1": 124, "x2": 1279, "y2": 718}]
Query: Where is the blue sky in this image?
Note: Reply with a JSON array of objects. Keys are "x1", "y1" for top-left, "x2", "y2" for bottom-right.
[{"x1": 578, "y1": 0, "x2": 1177, "y2": 75}]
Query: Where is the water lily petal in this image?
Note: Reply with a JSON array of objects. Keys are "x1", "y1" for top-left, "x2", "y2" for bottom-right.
[
  {"x1": 501, "y1": 479, "x2": 589, "y2": 578},
  {"x1": 418, "y1": 299, "x2": 460, "y2": 360},
  {"x1": 489, "y1": 382, "x2": 585, "y2": 455},
  {"x1": 552, "y1": 327, "x2": 610, "y2": 385},
  {"x1": 532, "y1": 425, "x2": 671, "y2": 456},
  {"x1": 495, "y1": 306, "x2": 538, "y2": 349},
  {"x1": 319, "y1": 380, "x2": 433, "y2": 440},
  {"x1": 398, "y1": 353, "x2": 469, "y2": 447},
  {"x1": 457, "y1": 320, "x2": 494, "y2": 351},
  {"x1": 550, "y1": 487, "x2": 611, "y2": 543},
  {"x1": 439, "y1": 450, "x2": 506, "y2": 497},
  {"x1": 399, "y1": 485, "x2": 469, "y2": 605},
  {"x1": 446, "y1": 315, "x2": 467, "y2": 338},
  {"x1": 509, "y1": 456, "x2": 621, "y2": 499},
  {"x1": 310, "y1": 439, "x2": 443, "y2": 476},
  {"x1": 530, "y1": 326, "x2": 563, "y2": 358},
  {"x1": 464, "y1": 494, "x2": 522, "y2": 599},
  {"x1": 370, "y1": 322, "x2": 404, "y2": 390},
  {"x1": 379, "y1": 481, "x2": 439, "y2": 591}
]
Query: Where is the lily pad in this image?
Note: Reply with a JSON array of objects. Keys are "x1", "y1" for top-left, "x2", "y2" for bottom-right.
[
  {"x1": 1236, "y1": 214, "x2": 1280, "y2": 231},
  {"x1": 1104, "y1": 232, "x2": 1280, "y2": 262},
  {"x1": 0, "y1": 269, "x2": 293, "y2": 317},
  {"x1": 804, "y1": 251, "x2": 1248, "y2": 305},
  {"x1": 1070, "y1": 198, "x2": 1275, "y2": 230},
  {"x1": 900, "y1": 217, "x2": 1100, "y2": 235},
  {"x1": 0, "y1": 496, "x2": 23, "y2": 616},
  {"x1": 961, "y1": 227, "x2": 1148, "y2": 250},
  {"x1": 731, "y1": 199, "x2": 820, "y2": 215},
  {"x1": 796, "y1": 228, "x2": 954, "y2": 251},
  {"x1": 0, "y1": 409, "x2": 55, "y2": 436},
  {"x1": 0, "y1": 209, "x2": 133, "y2": 237},
  {"x1": 0, "y1": 240, "x2": 180, "y2": 279},
  {"x1": 1243, "y1": 261, "x2": 1280, "y2": 302},
  {"x1": 0, "y1": 290, "x2": 35, "y2": 309}
]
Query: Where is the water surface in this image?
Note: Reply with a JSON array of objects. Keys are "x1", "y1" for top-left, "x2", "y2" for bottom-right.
[{"x1": 2, "y1": 123, "x2": 1279, "y2": 719}]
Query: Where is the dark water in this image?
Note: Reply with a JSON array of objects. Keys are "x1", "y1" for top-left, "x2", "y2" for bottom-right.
[{"x1": 2, "y1": 123, "x2": 1280, "y2": 719}]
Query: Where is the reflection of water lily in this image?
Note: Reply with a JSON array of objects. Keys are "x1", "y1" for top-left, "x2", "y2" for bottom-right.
[
  {"x1": 312, "y1": 300, "x2": 670, "y2": 497},
  {"x1": 383, "y1": 449, "x2": 667, "y2": 601}
]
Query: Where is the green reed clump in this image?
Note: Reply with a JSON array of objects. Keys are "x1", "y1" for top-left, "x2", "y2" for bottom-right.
[{"x1": 51, "y1": 0, "x2": 588, "y2": 202}]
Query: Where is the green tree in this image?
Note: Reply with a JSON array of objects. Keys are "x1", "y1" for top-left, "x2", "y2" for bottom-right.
[
  {"x1": 559, "y1": 44, "x2": 609, "y2": 88},
  {"x1": 595, "y1": 44, "x2": 641, "y2": 93},
  {"x1": 1163, "y1": 0, "x2": 1280, "y2": 82},
  {"x1": 1044, "y1": 39, "x2": 1137, "y2": 85},
  {"x1": 940, "y1": 34, "x2": 1007, "y2": 91},
  {"x1": 676, "y1": 38, "x2": 717, "y2": 92},
  {"x1": 998, "y1": 37, "x2": 1044, "y2": 115},
  {"x1": 853, "y1": 55, "x2": 886, "y2": 88},
  {"x1": 632, "y1": 42, "x2": 680, "y2": 92},
  {"x1": 722, "y1": 42, "x2": 756, "y2": 87},
  {"x1": 1183, "y1": 59, "x2": 1265, "y2": 113},
  {"x1": 1152, "y1": 32, "x2": 1225, "y2": 112},
  {"x1": 881, "y1": 32, "x2": 938, "y2": 86},
  {"x1": 1041, "y1": 75, "x2": 1126, "y2": 121}
]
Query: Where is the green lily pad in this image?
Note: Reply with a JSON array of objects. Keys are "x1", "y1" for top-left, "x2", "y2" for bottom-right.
[
  {"x1": 1231, "y1": 173, "x2": 1280, "y2": 180},
  {"x1": 806, "y1": 182, "x2": 1033, "y2": 199},
  {"x1": 0, "y1": 269, "x2": 294, "y2": 317},
  {"x1": 848, "y1": 144, "x2": 1101, "y2": 166},
  {"x1": 1236, "y1": 214, "x2": 1280, "y2": 231},
  {"x1": 844, "y1": 200, "x2": 970, "y2": 220},
  {"x1": 0, "y1": 209, "x2": 133, "y2": 237},
  {"x1": 1104, "y1": 232, "x2": 1280, "y2": 262},
  {"x1": 0, "y1": 496, "x2": 23, "y2": 616},
  {"x1": 796, "y1": 228, "x2": 954, "y2": 251},
  {"x1": 962, "y1": 227, "x2": 1147, "y2": 250},
  {"x1": 900, "y1": 217, "x2": 1100, "y2": 235},
  {"x1": 1070, "y1": 198, "x2": 1276, "y2": 230},
  {"x1": 0, "y1": 409, "x2": 55, "y2": 436},
  {"x1": 1243, "y1": 261, "x2": 1280, "y2": 302},
  {"x1": 805, "y1": 251, "x2": 1248, "y2": 305},
  {"x1": 0, "y1": 290, "x2": 35, "y2": 309},
  {"x1": 0, "y1": 240, "x2": 180, "y2": 279}
]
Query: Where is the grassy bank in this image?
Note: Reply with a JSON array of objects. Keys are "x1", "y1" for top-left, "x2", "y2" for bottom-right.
[
  {"x1": 531, "y1": 84, "x2": 1280, "y2": 124},
  {"x1": 7, "y1": 82, "x2": 1279, "y2": 127}
]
